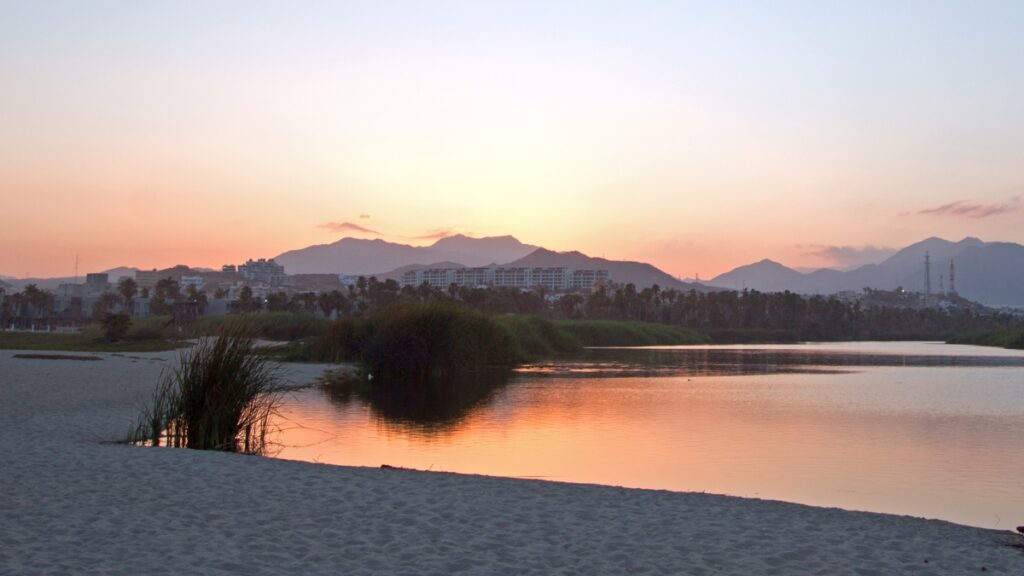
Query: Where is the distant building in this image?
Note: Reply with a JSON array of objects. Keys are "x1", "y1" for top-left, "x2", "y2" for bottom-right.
[
  {"x1": 236, "y1": 258, "x2": 288, "y2": 286},
  {"x1": 135, "y1": 269, "x2": 161, "y2": 290},
  {"x1": 203, "y1": 298, "x2": 233, "y2": 316},
  {"x1": 222, "y1": 264, "x2": 237, "y2": 273},
  {"x1": 400, "y1": 266, "x2": 610, "y2": 292},
  {"x1": 180, "y1": 276, "x2": 205, "y2": 291},
  {"x1": 84, "y1": 273, "x2": 109, "y2": 293}
]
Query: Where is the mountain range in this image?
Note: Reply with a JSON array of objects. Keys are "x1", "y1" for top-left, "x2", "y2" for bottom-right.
[
  {"x1": 711, "y1": 237, "x2": 1024, "y2": 307},
  {"x1": 6, "y1": 235, "x2": 1023, "y2": 306},
  {"x1": 275, "y1": 235, "x2": 708, "y2": 291},
  {"x1": 2, "y1": 267, "x2": 139, "y2": 291},
  {"x1": 274, "y1": 235, "x2": 538, "y2": 276}
]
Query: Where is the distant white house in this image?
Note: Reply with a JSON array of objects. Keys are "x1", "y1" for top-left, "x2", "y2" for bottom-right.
[
  {"x1": 135, "y1": 269, "x2": 161, "y2": 290},
  {"x1": 180, "y1": 276, "x2": 205, "y2": 291},
  {"x1": 400, "y1": 266, "x2": 610, "y2": 292}
]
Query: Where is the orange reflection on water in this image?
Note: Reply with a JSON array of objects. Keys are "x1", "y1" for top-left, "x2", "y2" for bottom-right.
[{"x1": 272, "y1": 366, "x2": 1024, "y2": 529}]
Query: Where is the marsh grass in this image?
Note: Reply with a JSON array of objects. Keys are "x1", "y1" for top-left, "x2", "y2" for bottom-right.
[
  {"x1": 129, "y1": 325, "x2": 284, "y2": 454},
  {"x1": 948, "y1": 326, "x2": 1024, "y2": 350},
  {"x1": 192, "y1": 312, "x2": 328, "y2": 341},
  {"x1": 552, "y1": 319, "x2": 709, "y2": 347}
]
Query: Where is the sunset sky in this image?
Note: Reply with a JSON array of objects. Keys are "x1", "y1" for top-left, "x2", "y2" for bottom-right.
[{"x1": 2, "y1": 1, "x2": 1023, "y2": 279}]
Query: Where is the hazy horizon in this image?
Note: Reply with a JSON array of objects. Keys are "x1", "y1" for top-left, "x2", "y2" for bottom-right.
[
  {"x1": 0, "y1": 232, "x2": 1012, "y2": 282},
  {"x1": 3, "y1": 1, "x2": 1023, "y2": 278}
]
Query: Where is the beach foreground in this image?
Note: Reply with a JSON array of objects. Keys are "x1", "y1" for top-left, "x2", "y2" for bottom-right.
[{"x1": 1, "y1": 350, "x2": 1020, "y2": 575}]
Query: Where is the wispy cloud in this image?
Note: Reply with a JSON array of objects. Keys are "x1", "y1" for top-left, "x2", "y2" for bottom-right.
[
  {"x1": 800, "y1": 244, "x2": 896, "y2": 268},
  {"x1": 917, "y1": 197, "x2": 1021, "y2": 218},
  {"x1": 317, "y1": 221, "x2": 380, "y2": 235},
  {"x1": 412, "y1": 229, "x2": 456, "y2": 240},
  {"x1": 359, "y1": 214, "x2": 371, "y2": 219}
]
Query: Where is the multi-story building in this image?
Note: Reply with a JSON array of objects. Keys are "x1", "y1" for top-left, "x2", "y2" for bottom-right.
[
  {"x1": 400, "y1": 266, "x2": 610, "y2": 292},
  {"x1": 180, "y1": 276, "x2": 205, "y2": 291},
  {"x1": 236, "y1": 258, "x2": 288, "y2": 286},
  {"x1": 84, "y1": 273, "x2": 109, "y2": 293},
  {"x1": 135, "y1": 269, "x2": 161, "y2": 290}
]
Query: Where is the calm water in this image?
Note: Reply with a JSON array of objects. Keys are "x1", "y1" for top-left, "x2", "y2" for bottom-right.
[{"x1": 271, "y1": 342, "x2": 1024, "y2": 528}]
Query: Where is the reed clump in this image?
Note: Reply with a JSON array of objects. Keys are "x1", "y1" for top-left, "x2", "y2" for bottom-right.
[{"x1": 129, "y1": 325, "x2": 283, "y2": 454}]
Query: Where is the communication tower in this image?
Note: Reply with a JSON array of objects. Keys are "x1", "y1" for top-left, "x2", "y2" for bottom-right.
[{"x1": 924, "y1": 251, "x2": 932, "y2": 304}]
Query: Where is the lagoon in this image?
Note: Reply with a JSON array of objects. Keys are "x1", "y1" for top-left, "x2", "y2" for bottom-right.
[{"x1": 271, "y1": 342, "x2": 1024, "y2": 528}]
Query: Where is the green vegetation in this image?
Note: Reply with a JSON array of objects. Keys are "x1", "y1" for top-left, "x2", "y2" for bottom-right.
[
  {"x1": 947, "y1": 326, "x2": 1024, "y2": 350},
  {"x1": 0, "y1": 329, "x2": 181, "y2": 352},
  {"x1": 0, "y1": 312, "x2": 328, "y2": 354},
  {"x1": 494, "y1": 315, "x2": 583, "y2": 358},
  {"x1": 191, "y1": 312, "x2": 328, "y2": 341},
  {"x1": 100, "y1": 312, "x2": 132, "y2": 342},
  {"x1": 128, "y1": 326, "x2": 283, "y2": 454},
  {"x1": 552, "y1": 319, "x2": 709, "y2": 347},
  {"x1": 346, "y1": 303, "x2": 517, "y2": 382},
  {"x1": 306, "y1": 308, "x2": 709, "y2": 370}
]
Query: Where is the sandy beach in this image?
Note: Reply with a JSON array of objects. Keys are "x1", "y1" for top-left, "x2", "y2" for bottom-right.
[{"x1": 1, "y1": 349, "x2": 1021, "y2": 575}]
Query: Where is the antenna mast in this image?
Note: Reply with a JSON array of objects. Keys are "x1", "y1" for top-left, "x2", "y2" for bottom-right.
[
  {"x1": 74, "y1": 255, "x2": 79, "y2": 284},
  {"x1": 949, "y1": 259, "x2": 956, "y2": 295},
  {"x1": 924, "y1": 251, "x2": 931, "y2": 304}
]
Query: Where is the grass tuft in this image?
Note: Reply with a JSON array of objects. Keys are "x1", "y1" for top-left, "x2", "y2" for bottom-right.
[{"x1": 128, "y1": 323, "x2": 284, "y2": 454}]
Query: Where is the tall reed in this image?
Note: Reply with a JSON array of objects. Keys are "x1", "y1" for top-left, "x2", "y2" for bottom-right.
[{"x1": 130, "y1": 326, "x2": 283, "y2": 454}]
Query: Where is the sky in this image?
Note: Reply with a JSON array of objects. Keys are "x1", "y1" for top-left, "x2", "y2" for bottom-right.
[{"x1": 2, "y1": 1, "x2": 1023, "y2": 279}]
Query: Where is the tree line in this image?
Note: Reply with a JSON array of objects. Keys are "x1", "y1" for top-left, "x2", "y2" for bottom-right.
[{"x1": 3, "y1": 275, "x2": 1019, "y2": 341}]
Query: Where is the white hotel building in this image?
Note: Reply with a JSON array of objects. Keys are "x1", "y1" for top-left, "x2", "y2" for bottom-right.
[{"x1": 400, "y1": 266, "x2": 610, "y2": 292}]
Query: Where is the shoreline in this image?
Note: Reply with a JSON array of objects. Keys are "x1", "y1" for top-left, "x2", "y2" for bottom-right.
[{"x1": 2, "y1": 348, "x2": 1021, "y2": 574}]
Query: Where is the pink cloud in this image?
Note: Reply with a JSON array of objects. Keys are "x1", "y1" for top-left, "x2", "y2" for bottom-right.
[
  {"x1": 317, "y1": 221, "x2": 380, "y2": 235},
  {"x1": 917, "y1": 197, "x2": 1021, "y2": 218},
  {"x1": 412, "y1": 229, "x2": 456, "y2": 240}
]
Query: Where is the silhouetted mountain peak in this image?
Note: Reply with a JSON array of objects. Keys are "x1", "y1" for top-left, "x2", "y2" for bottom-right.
[
  {"x1": 710, "y1": 236, "x2": 1024, "y2": 306},
  {"x1": 275, "y1": 235, "x2": 538, "y2": 275}
]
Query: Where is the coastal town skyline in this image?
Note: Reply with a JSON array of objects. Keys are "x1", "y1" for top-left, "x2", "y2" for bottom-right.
[{"x1": 3, "y1": 2, "x2": 1024, "y2": 278}]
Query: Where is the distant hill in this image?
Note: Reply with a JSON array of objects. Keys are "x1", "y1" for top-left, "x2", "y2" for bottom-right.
[
  {"x1": 274, "y1": 235, "x2": 538, "y2": 275},
  {"x1": 3, "y1": 266, "x2": 139, "y2": 291},
  {"x1": 505, "y1": 248, "x2": 713, "y2": 291},
  {"x1": 340, "y1": 243, "x2": 715, "y2": 291},
  {"x1": 710, "y1": 237, "x2": 1024, "y2": 307}
]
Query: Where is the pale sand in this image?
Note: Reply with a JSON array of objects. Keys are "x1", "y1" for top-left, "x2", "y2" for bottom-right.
[{"x1": 1, "y1": 349, "x2": 1020, "y2": 575}]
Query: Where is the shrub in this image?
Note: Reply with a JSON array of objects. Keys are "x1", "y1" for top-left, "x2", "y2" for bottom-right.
[
  {"x1": 312, "y1": 303, "x2": 517, "y2": 382},
  {"x1": 360, "y1": 303, "x2": 517, "y2": 383},
  {"x1": 101, "y1": 312, "x2": 131, "y2": 342}
]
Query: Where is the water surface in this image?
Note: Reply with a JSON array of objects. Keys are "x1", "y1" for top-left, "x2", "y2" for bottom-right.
[{"x1": 272, "y1": 342, "x2": 1024, "y2": 528}]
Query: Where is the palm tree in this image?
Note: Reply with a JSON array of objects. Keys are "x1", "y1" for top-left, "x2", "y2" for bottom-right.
[
  {"x1": 22, "y1": 284, "x2": 53, "y2": 319},
  {"x1": 117, "y1": 277, "x2": 138, "y2": 315},
  {"x1": 92, "y1": 292, "x2": 122, "y2": 318}
]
